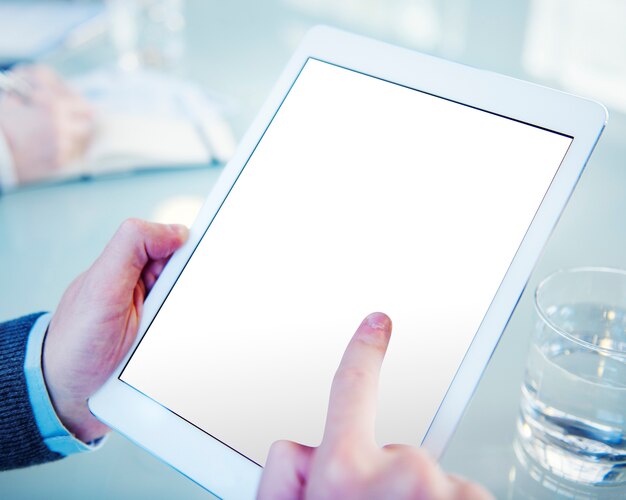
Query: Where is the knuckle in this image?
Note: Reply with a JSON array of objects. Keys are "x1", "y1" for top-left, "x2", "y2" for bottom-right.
[
  {"x1": 319, "y1": 458, "x2": 355, "y2": 495},
  {"x1": 119, "y1": 218, "x2": 146, "y2": 236},
  {"x1": 316, "y1": 442, "x2": 364, "y2": 495},
  {"x1": 334, "y1": 366, "x2": 373, "y2": 387},
  {"x1": 455, "y1": 481, "x2": 493, "y2": 500},
  {"x1": 267, "y1": 440, "x2": 295, "y2": 460},
  {"x1": 393, "y1": 449, "x2": 440, "y2": 495},
  {"x1": 395, "y1": 450, "x2": 424, "y2": 475}
]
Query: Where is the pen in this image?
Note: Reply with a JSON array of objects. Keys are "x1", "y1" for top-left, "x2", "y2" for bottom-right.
[{"x1": 0, "y1": 71, "x2": 33, "y2": 101}]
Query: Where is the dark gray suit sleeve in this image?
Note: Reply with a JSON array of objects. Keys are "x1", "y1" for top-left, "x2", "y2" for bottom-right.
[{"x1": 0, "y1": 313, "x2": 62, "y2": 470}]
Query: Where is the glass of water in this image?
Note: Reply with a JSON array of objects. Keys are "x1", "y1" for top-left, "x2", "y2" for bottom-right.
[{"x1": 516, "y1": 267, "x2": 626, "y2": 486}]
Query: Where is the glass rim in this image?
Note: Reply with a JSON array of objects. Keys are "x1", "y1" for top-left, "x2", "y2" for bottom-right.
[{"x1": 534, "y1": 266, "x2": 626, "y2": 357}]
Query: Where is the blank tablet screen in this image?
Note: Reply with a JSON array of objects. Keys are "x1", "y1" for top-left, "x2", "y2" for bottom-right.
[{"x1": 120, "y1": 58, "x2": 571, "y2": 465}]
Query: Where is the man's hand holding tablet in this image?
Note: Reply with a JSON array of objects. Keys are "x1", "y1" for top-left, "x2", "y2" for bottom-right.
[
  {"x1": 32, "y1": 218, "x2": 490, "y2": 498},
  {"x1": 42, "y1": 219, "x2": 189, "y2": 443},
  {"x1": 259, "y1": 312, "x2": 492, "y2": 499}
]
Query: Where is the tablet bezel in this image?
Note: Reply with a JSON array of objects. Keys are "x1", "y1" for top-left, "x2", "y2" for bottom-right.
[{"x1": 89, "y1": 25, "x2": 607, "y2": 499}]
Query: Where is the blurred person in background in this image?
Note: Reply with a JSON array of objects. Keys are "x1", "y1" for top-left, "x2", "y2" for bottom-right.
[{"x1": 0, "y1": 65, "x2": 94, "y2": 191}]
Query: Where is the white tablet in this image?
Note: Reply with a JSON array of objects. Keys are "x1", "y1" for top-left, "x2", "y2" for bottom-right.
[{"x1": 89, "y1": 26, "x2": 606, "y2": 499}]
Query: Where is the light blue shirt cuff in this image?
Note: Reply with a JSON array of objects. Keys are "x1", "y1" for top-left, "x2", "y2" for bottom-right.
[
  {"x1": 0, "y1": 129, "x2": 17, "y2": 191},
  {"x1": 24, "y1": 313, "x2": 106, "y2": 456}
]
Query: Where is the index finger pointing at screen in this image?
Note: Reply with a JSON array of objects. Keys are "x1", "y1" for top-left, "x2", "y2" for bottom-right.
[{"x1": 321, "y1": 312, "x2": 392, "y2": 448}]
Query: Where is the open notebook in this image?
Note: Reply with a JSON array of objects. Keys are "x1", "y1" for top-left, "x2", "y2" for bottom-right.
[{"x1": 57, "y1": 69, "x2": 236, "y2": 179}]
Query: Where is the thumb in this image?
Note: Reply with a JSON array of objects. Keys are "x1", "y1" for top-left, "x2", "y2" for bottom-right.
[{"x1": 90, "y1": 219, "x2": 188, "y2": 287}]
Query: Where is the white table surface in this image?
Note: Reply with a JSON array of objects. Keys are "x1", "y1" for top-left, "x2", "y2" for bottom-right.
[{"x1": 1, "y1": 1, "x2": 625, "y2": 498}]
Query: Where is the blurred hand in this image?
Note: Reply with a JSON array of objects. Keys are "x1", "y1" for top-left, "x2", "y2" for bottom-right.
[
  {"x1": 43, "y1": 219, "x2": 188, "y2": 443},
  {"x1": 258, "y1": 312, "x2": 493, "y2": 500},
  {"x1": 0, "y1": 65, "x2": 94, "y2": 183}
]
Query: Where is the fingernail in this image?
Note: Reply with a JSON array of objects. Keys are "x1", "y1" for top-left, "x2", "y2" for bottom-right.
[{"x1": 365, "y1": 312, "x2": 391, "y2": 331}]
